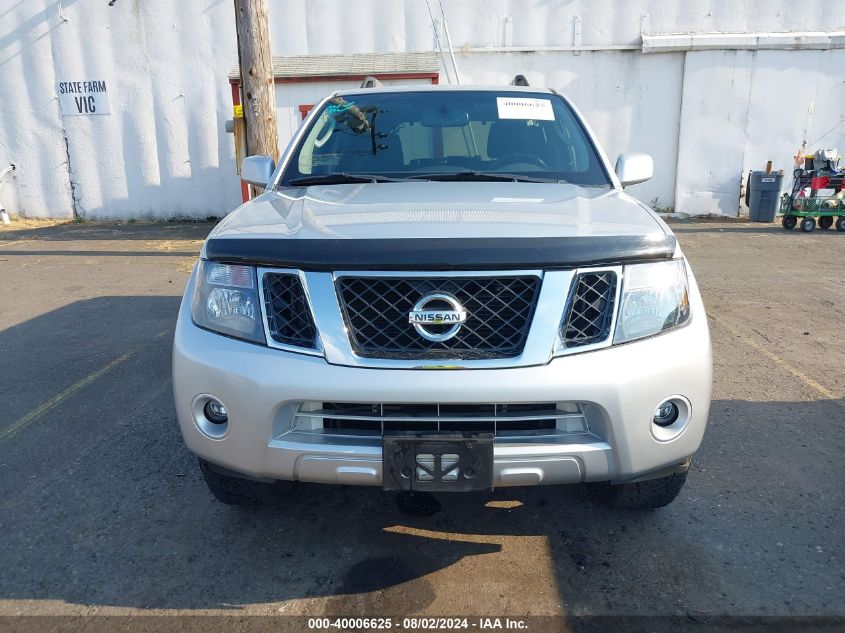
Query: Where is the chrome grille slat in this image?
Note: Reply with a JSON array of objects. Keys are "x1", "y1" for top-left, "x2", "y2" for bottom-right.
[
  {"x1": 292, "y1": 402, "x2": 589, "y2": 438},
  {"x1": 336, "y1": 276, "x2": 542, "y2": 360},
  {"x1": 295, "y1": 411, "x2": 586, "y2": 423}
]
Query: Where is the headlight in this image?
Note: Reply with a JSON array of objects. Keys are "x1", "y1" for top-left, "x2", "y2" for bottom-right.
[
  {"x1": 191, "y1": 261, "x2": 265, "y2": 343},
  {"x1": 614, "y1": 259, "x2": 690, "y2": 344}
]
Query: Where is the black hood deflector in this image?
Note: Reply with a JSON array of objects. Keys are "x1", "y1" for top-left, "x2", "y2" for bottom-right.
[{"x1": 204, "y1": 235, "x2": 676, "y2": 270}]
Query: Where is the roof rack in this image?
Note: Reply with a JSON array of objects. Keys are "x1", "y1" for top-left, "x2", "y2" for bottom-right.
[
  {"x1": 360, "y1": 76, "x2": 383, "y2": 88},
  {"x1": 510, "y1": 74, "x2": 529, "y2": 87}
]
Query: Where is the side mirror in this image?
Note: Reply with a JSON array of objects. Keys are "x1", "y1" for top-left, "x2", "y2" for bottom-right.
[
  {"x1": 615, "y1": 152, "x2": 653, "y2": 187},
  {"x1": 241, "y1": 155, "x2": 275, "y2": 187}
]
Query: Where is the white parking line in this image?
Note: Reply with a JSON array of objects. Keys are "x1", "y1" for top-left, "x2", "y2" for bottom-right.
[
  {"x1": 0, "y1": 351, "x2": 136, "y2": 442},
  {"x1": 0, "y1": 329, "x2": 171, "y2": 443},
  {"x1": 712, "y1": 314, "x2": 837, "y2": 399}
]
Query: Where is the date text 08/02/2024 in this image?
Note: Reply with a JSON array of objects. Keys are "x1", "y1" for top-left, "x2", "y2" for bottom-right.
[{"x1": 307, "y1": 617, "x2": 529, "y2": 630}]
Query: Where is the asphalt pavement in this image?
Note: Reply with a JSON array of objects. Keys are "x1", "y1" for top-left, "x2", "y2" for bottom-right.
[{"x1": 0, "y1": 219, "x2": 843, "y2": 630}]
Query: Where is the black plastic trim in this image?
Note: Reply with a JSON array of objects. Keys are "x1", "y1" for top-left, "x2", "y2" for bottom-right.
[{"x1": 205, "y1": 235, "x2": 676, "y2": 271}]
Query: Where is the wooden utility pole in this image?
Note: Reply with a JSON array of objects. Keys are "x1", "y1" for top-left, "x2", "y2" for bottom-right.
[{"x1": 234, "y1": 0, "x2": 279, "y2": 162}]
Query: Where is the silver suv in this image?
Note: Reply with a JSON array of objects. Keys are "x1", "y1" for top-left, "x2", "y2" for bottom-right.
[{"x1": 173, "y1": 85, "x2": 712, "y2": 509}]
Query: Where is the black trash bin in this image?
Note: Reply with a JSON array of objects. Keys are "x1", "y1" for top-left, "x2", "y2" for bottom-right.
[{"x1": 748, "y1": 171, "x2": 784, "y2": 222}]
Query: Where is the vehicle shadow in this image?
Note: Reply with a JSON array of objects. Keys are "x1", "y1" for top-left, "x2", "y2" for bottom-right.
[{"x1": 0, "y1": 297, "x2": 842, "y2": 617}]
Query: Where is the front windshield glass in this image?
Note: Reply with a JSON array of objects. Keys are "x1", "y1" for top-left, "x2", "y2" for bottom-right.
[{"x1": 279, "y1": 90, "x2": 610, "y2": 186}]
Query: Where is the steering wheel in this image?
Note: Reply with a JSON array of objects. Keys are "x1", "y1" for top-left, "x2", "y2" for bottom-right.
[{"x1": 490, "y1": 154, "x2": 549, "y2": 171}]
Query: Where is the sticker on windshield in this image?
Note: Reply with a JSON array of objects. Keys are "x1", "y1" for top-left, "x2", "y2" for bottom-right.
[{"x1": 496, "y1": 97, "x2": 555, "y2": 121}]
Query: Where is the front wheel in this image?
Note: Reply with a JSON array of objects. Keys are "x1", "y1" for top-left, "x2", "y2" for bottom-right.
[
  {"x1": 781, "y1": 215, "x2": 797, "y2": 230},
  {"x1": 199, "y1": 458, "x2": 293, "y2": 505},
  {"x1": 588, "y1": 464, "x2": 689, "y2": 509},
  {"x1": 800, "y1": 217, "x2": 816, "y2": 233}
]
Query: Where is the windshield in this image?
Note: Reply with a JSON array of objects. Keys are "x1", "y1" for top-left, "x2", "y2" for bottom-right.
[{"x1": 279, "y1": 90, "x2": 611, "y2": 187}]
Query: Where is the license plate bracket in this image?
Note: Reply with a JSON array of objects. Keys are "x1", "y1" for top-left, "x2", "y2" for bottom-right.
[{"x1": 382, "y1": 432, "x2": 494, "y2": 491}]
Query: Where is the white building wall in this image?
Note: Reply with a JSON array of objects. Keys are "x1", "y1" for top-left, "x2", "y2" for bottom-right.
[
  {"x1": 676, "y1": 48, "x2": 845, "y2": 215},
  {"x1": 0, "y1": 0, "x2": 841, "y2": 219},
  {"x1": 740, "y1": 49, "x2": 845, "y2": 202},
  {"x1": 0, "y1": 0, "x2": 73, "y2": 220},
  {"x1": 0, "y1": 0, "x2": 240, "y2": 219}
]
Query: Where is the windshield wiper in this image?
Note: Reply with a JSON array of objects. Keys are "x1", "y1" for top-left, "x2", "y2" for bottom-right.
[
  {"x1": 407, "y1": 170, "x2": 560, "y2": 183},
  {"x1": 288, "y1": 173, "x2": 414, "y2": 186},
  {"x1": 289, "y1": 171, "x2": 560, "y2": 186}
]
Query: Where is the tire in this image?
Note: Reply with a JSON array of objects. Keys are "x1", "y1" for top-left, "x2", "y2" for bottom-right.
[
  {"x1": 819, "y1": 216, "x2": 833, "y2": 230},
  {"x1": 836, "y1": 217, "x2": 845, "y2": 232},
  {"x1": 781, "y1": 215, "x2": 797, "y2": 230},
  {"x1": 198, "y1": 458, "x2": 291, "y2": 505},
  {"x1": 800, "y1": 217, "x2": 816, "y2": 233},
  {"x1": 588, "y1": 466, "x2": 689, "y2": 509}
]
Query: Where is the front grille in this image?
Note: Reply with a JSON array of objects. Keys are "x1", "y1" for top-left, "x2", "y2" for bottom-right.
[
  {"x1": 292, "y1": 402, "x2": 589, "y2": 437},
  {"x1": 262, "y1": 273, "x2": 318, "y2": 348},
  {"x1": 561, "y1": 272, "x2": 617, "y2": 348},
  {"x1": 336, "y1": 276, "x2": 541, "y2": 360}
]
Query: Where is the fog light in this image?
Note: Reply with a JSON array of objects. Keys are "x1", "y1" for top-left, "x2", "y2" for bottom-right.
[
  {"x1": 204, "y1": 400, "x2": 229, "y2": 425},
  {"x1": 653, "y1": 401, "x2": 679, "y2": 427}
]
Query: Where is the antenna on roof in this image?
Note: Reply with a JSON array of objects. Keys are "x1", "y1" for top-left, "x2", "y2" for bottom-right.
[
  {"x1": 360, "y1": 76, "x2": 383, "y2": 88},
  {"x1": 510, "y1": 74, "x2": 529, "y2": 87}
]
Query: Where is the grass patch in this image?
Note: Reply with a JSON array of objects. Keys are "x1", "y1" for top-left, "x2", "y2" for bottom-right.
[
  {"x1": 649, "y1": 197, "x2": 675, "y2": 214},
  {"x1": 1, "y1": 216, "x2": 74, "y2": 231}
]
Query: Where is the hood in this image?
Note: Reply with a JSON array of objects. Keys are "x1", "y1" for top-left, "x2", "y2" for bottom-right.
[
  {"x1": 210, "y1": 182, "x2": 668, "y2": 241},
  {"x1": 204, "y1": 182, "x2": 675, "y2": 270}
]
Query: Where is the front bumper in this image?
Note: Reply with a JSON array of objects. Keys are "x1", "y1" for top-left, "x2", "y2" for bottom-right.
[{"x1": 172, "y1": 272, "x2": 712, "y2": 488}]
